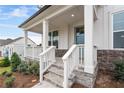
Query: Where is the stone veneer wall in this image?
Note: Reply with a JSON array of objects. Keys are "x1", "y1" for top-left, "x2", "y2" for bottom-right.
[
  {"x1": 97, "y1": 50, "x2": 124, "y2": 71},
  {"x1": 55, "y1": 49, "x2": 68, "y2": 57}
]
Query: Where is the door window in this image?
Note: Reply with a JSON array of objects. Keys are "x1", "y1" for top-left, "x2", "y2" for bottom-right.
[
  {"x1": 48, "y1": 31, "x2": 58, "y2": 48},
  {"x1": 75, "y1": 26, "x2": 84, "y2": 44}
]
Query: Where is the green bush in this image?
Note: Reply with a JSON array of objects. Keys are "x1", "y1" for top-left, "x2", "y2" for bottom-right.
[
  {"x1": 17, "y1": 62, "x2": 29, "y2": 75},
  {"x1": 11, "y1": 52, "x2": 21, "y2": 72},
  {"x1": 16, "y1": 61, "x2": 39, "y2": 76},
  {"x1": 5, "y1": 72, "x2": 13, "y2": 77},
  {"x1": 1, "y1": 71, "x2": 13, "y2": 78},
  {"x1": 28, "y1": 62, "x2": 39, "y2": 76},
  {"x1": 4, "y1": 76, "x2": 15, "y2": 88},
  {"x1": 0, "y1": 57, "x2": 10, "y2": 67},
  {"x1": 1, "y1": 71, "x2": 7, "y2": 76},
  {"x1": 113, "y1": 59, "x2": 124, "y2": 81}
]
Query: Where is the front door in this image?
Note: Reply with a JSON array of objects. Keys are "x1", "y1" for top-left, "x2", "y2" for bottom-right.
[
  {"x1": 75, "y1": 26, "x2": 84, "y2": 44},
  {"x1": 75, "y1": 26, "x2": 84, "y2": 65}
]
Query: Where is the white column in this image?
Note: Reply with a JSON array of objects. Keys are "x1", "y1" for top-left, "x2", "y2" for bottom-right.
[
  {"x1": 41, "y1": 33, "x2": 43, "y2": 51},
  {"x1": 84, "y1": 5, "x2": 94, "y2": 74},
  {"x1": 24, "y1": 31, "x2": 28, "y2": 57},
  {"x1": 41, "y1": 33, "x2": 43, "y2": 46},
  {"x1": 43, "y1": 20, "x2": 49, "y2": 51}
]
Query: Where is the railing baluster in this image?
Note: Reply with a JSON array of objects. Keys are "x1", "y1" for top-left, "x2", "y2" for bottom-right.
[{"x1": 39, "y1": 46, "x2": 56, "y2": 83}]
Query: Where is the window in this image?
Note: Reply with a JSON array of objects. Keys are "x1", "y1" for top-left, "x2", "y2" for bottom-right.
[
  {"x1": 113, "y1": 11, "x2": 124, "y2": 48},
  {"x1": 48, "y1": 31, "x2": 58, "y2": 48},
  {"x1": 75, "y1": 26, "x2": 84, "y2": 44}
]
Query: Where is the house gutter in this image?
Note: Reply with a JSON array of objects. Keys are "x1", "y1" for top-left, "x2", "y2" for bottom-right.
[{"x1": 19, "y1": 5, "x2": 51, "y2": 28}]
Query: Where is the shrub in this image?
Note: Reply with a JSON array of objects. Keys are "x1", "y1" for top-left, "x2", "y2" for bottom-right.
[
  {"x1": 29, "y1": 62, "x2": 39, "y2": 76},
  {"x1": 1, "y1": 71, "x2": 7, "y2": 76},
  {"x1": 1, "y1": 71, "x2": 13, "y2": 78},
  {"x1": 5, "y1": 72, "x2": 13, "y2": 77},
  {"x1": 0, "y1": 57, "x2": 10, "y2": 67},
  {"x1": 4, "y1": 77, "x2": 15, "y2": 88},
  {"x1": 11, "y1": 52, "x2": 21, "y2": 72},
  {"x1": 17, "y1": 62, "x2": 29, "y2": 74},
  {"x1": 113, "y1": 59, "x2": 124, "y2": 81}
]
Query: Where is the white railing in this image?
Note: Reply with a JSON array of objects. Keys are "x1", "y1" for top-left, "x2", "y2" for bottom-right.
[
  {"x1": 26, "y1": 46, "x2": 43, "y2": 59},
  {"x1": 62, "y1": 44, "x2": 84, "y2": 88},
  {"x1": 39, "y1": 46, "x2": 56, "y2": 82},
  {"x1": 77, "y1": 44, "x2": 84, "y2": 67}
]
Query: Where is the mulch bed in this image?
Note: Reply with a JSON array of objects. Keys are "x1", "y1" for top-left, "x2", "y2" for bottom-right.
[
  {"x1": 0, "y1": 70, "x2": 124, "y2": 88},
  {"x1": 0, "y1": 72, "x2": 39, "y2": 88},
  {"x1": 71, "y1": 83, "x2": 86, "y2": 88},
  {"x1": 95, "y1": 69, "x2": 124, "y2": 88}
]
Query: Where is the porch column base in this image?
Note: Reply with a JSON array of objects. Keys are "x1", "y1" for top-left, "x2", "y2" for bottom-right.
[{"x1": 84, "y1": 66, "x2": 94, "y2": 74}]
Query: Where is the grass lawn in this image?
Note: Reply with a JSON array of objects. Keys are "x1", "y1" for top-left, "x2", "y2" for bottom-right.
[
  {"x1": 0, "y1": 57, "x2": 11, "y2": 75},
  {"x1": 0, "y1": 57, "x2": 3, "y2": 63},
  {"x1": 0, "y1": 66, "x2": 11, "y2": 75}
]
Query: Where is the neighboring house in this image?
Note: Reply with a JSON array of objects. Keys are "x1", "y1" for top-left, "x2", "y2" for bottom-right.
[
  {"x1": 19, "y1": 5, "x2": 124, "y2": 88},
  {"x1": 0, "y1": 38, "x2": 13, "y2": 57},
  {"x1": 0, "y1": 37, "x2": 37, "y2": 59}
]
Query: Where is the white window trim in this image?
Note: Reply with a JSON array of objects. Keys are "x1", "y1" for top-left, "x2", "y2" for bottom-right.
[{"x1": 111, "y1": 10, "x2": 124, "y2": 49}]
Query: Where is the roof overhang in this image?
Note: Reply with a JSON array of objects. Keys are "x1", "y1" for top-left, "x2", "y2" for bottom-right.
[{"x1": 19, "y1": 5, "x2": 51, "y2": 28}]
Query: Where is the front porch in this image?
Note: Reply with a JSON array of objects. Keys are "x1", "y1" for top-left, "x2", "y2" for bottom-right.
[{"x1": 19, "y1": 5, "x2": 98, "y2": 88}]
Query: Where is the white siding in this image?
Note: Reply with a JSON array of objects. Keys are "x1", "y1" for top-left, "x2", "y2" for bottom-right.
[
  {"x1": 50, "y1": 25, "x2": 69, "y2": 49},
  {"x1": 58, "y1": 26, "x2": 69, "y2": 49},
  {"x1": 94, "y1": 5, "x2": 124, "y2": 49},
  {"x1": 68, "y1": 20, "x2": 84, "y2": 48},
  {"x1": 49, "y1": 20, "x2": 84, "y2": 49}
]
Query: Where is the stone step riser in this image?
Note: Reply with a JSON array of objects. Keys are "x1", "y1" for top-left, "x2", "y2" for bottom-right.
[
  {"x1": 44, "y1": 72, "x2": 64, "y2": 87},
  {"x1": 44, "y1": 77, "x2": 63, "y2": 88}
]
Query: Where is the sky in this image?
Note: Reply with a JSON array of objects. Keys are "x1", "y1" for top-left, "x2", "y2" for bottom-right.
[{"x1": 0, "y1": 5, "x2": 41, "y2": 44}]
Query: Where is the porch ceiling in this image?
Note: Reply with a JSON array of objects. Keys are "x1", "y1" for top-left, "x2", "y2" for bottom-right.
[{"x1": 28, "y1": 6, "x2": 84, "y2": 34}]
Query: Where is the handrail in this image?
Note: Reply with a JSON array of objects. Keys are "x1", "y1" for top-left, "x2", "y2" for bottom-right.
[
  {"x1": 40, "y1": 46, "x2": 55, "y2": 56},
  {"x1": 62, "y1": 44, "x2": 77, "y2": 60}
]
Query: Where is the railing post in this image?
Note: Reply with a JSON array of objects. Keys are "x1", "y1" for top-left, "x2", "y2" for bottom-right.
[
  {"x1": 63, "y1": 59, "x2": 68, "y2": 88},
  {"x1": 53, "y1": 46, "x2": 56, "y2": 63},
  {"x1": 40, "y1": 56, "x2": 44, "y2": 83}
]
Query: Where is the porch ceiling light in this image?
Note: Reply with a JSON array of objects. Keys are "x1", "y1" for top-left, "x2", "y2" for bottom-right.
[{"x1": 71, "y1": 14, "x2": 75, "y2": 17}]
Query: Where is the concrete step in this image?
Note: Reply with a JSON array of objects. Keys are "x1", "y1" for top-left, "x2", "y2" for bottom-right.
[
  {"x1": 48, "y1": 66, "x2": 64, "y2": 76},
  {"x1": 44, "y1": 72, "x2": 64, "y2": 87},
  {"x1": 44, "y1": 72, "x2": 73, "y2": 88},
  {"x1": 53, "y1": 61, "x2": 63, "y2": 69}
]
